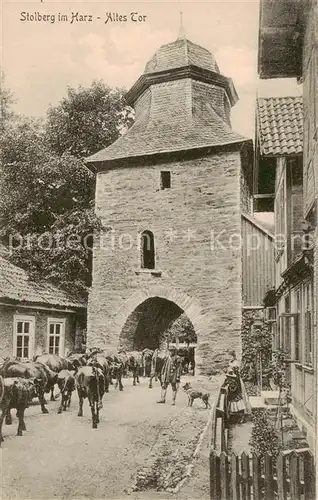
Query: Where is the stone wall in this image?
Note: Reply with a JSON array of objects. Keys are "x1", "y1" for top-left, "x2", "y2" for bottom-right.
[
  {"x1": 88, "y1": 148, "x2": 245, "y2": 374},
  {"x1": 0, "y1": 305, "x2": 76, "y2": 358}
]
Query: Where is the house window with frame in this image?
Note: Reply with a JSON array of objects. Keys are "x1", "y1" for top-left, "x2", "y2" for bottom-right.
[
  {"x1": 140, "y1": 230, "x2": 155, "y2": 269},
  {"x1": 283, "y1": 295, "x2": 291, "y2": 357},
  {"x1": 48, "y1": 319, "x2": 65, "y2": 356},
  {"x1": 294, "y1": 289, "x2": 301, "y2": 362},
  {"x1": 14, "y1": 316, "x2": 35, "y2": 360},
  {"x1": 304, "y1": 282, "x2": 313, "y2": 366}
]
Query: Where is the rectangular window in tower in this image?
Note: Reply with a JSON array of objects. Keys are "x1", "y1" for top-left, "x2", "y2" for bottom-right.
[{"x1": 160, "y1": 171, "x2": 171, "y2": 190}]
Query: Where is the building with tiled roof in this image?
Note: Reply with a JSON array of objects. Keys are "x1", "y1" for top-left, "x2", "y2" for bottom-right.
[
  {"x1": 0, "y1": 251, "x2": 86, "y2": 359},
  {"x1": 0, "y1": 254, "x2": 85, "y2": 309},
  {"x1": 86, "y1": 31, "x2": 257, "y2": 375},
  {"x1": 257, "y1": 0, "x2": 317, "y2": 457},
  {"x1": 254, "y1": 96, "x2": 303, "y2": 213},
  {"x1": 257, "y1": 96, "x2": 303, "y2": 157}
]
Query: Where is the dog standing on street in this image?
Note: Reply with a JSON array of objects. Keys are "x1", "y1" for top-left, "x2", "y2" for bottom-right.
[{"x1": 182, "y1": 382, "x2": 211, "y2": 409}]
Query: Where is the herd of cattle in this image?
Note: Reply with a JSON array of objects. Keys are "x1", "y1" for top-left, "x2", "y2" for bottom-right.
[{"x1": 0, "y1": 346, "x2": 195, "y2": 443}]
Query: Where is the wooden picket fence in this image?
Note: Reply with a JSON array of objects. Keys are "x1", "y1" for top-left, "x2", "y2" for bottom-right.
[{"x1": 210, "y1": 448, "x2": 315, "y2": 500}]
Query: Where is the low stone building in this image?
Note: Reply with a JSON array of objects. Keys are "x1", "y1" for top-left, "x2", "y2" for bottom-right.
[
  {"x1": 0, "y1": 249, "x2": 86, "y2": 359},
  {"x1": 85, "y1": 34, "x2": 259, "y2": 374}
]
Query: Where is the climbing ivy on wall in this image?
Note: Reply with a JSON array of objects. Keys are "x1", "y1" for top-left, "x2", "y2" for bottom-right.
[
  {"x1": 264, "y1": 348, "x2": 291, "y2": 400},
  {"x1": 241, "y1": 311, "x2": 272, "y2": 385}
]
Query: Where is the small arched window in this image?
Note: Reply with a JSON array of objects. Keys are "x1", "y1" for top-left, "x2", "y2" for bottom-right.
[{"x1": 141, "y1": 230, "x2": 155, "y2": 269}]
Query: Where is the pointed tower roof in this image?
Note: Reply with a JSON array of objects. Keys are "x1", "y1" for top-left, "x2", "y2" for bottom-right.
[
  {"x1": 86, "y1": 35, "x2": 248, "y2": 170},
  {"x1": 144, "y1": 37, "x2": 220, "y2": 75}
]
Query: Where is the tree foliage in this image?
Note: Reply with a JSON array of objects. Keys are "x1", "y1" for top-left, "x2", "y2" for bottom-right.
[
  {"x1": 0, "y1": 71, "x2": 15, "y2": 126},
  {"x1": 45, "y1": 80, "x2": 134, "y2": 158},
  {"x1": 1, "y1": 118, "x2": 94, "y2": 234},
  {"x1": 164, "y1": 313, "x2": 197, "y2": 343},
  {"x1": 0, "y1": 80, "x2": 134, "y2": 298}
]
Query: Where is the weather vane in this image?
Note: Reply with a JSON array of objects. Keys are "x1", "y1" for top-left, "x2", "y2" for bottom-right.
[{"x1": 177, "y1": 11, "x2": 186, "y2": 40}]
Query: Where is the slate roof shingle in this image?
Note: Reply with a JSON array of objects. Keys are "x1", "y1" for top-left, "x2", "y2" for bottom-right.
[
  {"x1": 257, "y1": 96, "x2": 303, "y2": 156},
  {"x1": 86, "y1": 106, "x2": 247, "y2": 164},
  {"x1": 0, "y1": 254, "x2": 85, "y2": 309}
]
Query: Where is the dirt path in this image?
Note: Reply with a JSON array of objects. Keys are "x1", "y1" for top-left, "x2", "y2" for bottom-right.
[{"x1": 0, "y1": 376, "x2": 219, "y2": 500}]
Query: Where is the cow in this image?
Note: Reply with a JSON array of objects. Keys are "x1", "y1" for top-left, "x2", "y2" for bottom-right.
[
  {"x1": 141, "y1": 349, "x2": 154, "y2": 377},
  {"x1": 33, "y1": 353, "x2": 73, "y2": 401},
  {"x1": 57, "y1": 370, "x2": 75, "y2": 414},
  {"x1": 177, "y1": 347, "x2": 195, "y2": 375},
  {"x1": 127, "y1": 351, "x2": 142, "y2": 386},
  {"x1": 116, "y1": 350, "x2": 129, "y2": 374},
  {"x1": 87, "y1": 354, "x2": 110, "y2": 393},
  {"x1": 66, "y1": 352, "x2": 87, "y2": 373},
  {"x1": 75, "y1": 366, "x2": 105, "y2": 429},
  {"x1": 149, "y1": 349, "x2": 168, "y2": 389},
  {"x1": 0, "y1": 376, "x2": 36, "y2": 445},
  {"x1": 1, "y1": 359, "x2": 58, "y2": 414},
  {"x1": 87, "y1": 349, "x2": 126, "y2": 391}
]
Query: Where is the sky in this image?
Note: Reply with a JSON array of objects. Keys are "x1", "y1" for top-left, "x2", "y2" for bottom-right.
[{"x1": 2, "y1": 0, "x2": 302, "y2": 139}]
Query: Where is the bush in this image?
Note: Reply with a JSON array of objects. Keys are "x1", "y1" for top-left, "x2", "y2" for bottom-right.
[{"x1": 250, "y1": 409, "x2": 281, "y2": 459}]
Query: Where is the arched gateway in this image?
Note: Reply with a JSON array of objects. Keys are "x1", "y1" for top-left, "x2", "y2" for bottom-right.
[
  {"x1": 116, "y1": 287, "x2": 199, "y2": 351},
  {"x1": 85, "y1": 34, "x2": 253, "y2": 374}
]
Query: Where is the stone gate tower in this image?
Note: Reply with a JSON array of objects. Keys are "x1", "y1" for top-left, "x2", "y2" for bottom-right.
[{"x1": 85, "y1": 35, "x2": 253, "y2": 374}]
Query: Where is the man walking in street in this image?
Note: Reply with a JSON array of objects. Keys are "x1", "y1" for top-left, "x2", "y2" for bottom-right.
[{"x1": 157, "y1": 347, "x2": 183, "y2": 405}]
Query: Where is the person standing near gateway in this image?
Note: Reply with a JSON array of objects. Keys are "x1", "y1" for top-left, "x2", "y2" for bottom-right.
[
  {"x1": 225, "y1": 350, "x2": 252, "y2": 423},
  {"x1": 157, "y1": 347, "x2": 183, "y2": 405}
]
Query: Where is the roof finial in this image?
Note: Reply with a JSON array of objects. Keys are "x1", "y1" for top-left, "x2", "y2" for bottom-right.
[{"x1": 177, "y1": 11, "x2": 186, "y2": 40}]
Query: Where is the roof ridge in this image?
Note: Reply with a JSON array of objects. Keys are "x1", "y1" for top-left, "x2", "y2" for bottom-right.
[{"x1": 257, "y1": 95, "x2": 302, "y2": 101}]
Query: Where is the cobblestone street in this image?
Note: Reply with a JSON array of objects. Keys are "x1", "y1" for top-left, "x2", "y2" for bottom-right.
[{"x1": 0, "y1": 376, "x2": 219, "y2": 500}]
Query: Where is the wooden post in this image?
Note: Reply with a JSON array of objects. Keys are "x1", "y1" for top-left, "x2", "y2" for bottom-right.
[
  {"x1": 277, "y1": 452, "x2": 287, "y2": 500},
  {"x1": 231, "y1": 453, "x2": 241, "y2": 500},
  {"x1": 303, "y1": 450, "x2": 315, "y2": 500},
  {"x1": 220, "y1": 452, "x2": 230, "y2": 500},
  {"x1": 264, "y1": 453, "x2": 274, "y2": 500},
  {"x1": 241, "y1": 452, "x2": 251, "y2": 500},
  {"x1": 290, "y1": 451, "x2": 301, "y2": 500},
  {"x1": 252, "y1": 453, "x2": 261, "y2": 500},
  {"x1": 221, "y1": 415, "x2": 225, "y2": 452},
  {"x1": 210, "y1": 450, "x2": 220, "y2": 500}
]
